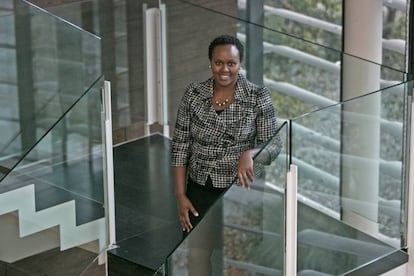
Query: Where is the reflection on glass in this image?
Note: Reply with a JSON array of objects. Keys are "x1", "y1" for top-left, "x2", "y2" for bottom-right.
[
  {"x1": 162, "y1": 0, "x2": 408, "y2": 127},
  {"x1": 0, "y1": 76, "x2": 106, "y2": 275},
  {"x1": 0, "y1": 0, "x2": 101, "y2": 179},
  {"x1": 0, "y1": 2, "x2": 107, "y2": 273},
  {"x1": 291, "y1": 81, "x2": 411, "y2": 275},
  {"x1": 79, "y1": 250, "x2": 107, "y2": 276},
  {"x1": 167, "y1": 123, "x2": 288, "y2": 275},
  {"x1": 13, "y1": 76, "x2": 104, "y2": 205},
  {"x1": 162, "y1": 1, "x2": 410, "y2": 273},
  {"x1": 181, "y1": 0, "x2": 407, "y2": 72}
]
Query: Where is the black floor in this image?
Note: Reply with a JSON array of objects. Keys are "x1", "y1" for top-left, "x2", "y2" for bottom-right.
[
  {"x1": 0, "y1": 134, "x2": 178, "y2": 276},
  {"x1": 1, "y1": 133, "x2": 408, "y2": 275},
  {"x1": 108, "y1": 134, "x2": 182, "y2": 275},
  {"x1": 103, "y1": 133, "x2": 411, "y2": 275},
  {"x1": 0, "y1": 247, "x2": 104, "y2": 276}
]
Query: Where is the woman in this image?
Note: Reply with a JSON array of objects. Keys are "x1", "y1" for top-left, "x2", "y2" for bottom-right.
[{"x1": 171, "y1": 34, "x2": 280, "y2": 275}]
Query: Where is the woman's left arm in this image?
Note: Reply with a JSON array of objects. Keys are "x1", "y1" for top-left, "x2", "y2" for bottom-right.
[
  {"x1": 237, "y1": 86, "x2": 282, "y2": 188},
  {"x1": 254, "y1": 86, "x2": 282, "y2": 163},
  {"x1": 237, "y1": 148, "x2": 259, "y2": 189}
]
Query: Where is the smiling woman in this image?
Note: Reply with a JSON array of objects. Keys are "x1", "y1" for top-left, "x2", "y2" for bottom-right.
[
  {"x1": 171, "y1": 34, "x2": 282, "y2": 275},
  {"x1": 210, "y1": 43, "x2": 240, "y2": 110}
]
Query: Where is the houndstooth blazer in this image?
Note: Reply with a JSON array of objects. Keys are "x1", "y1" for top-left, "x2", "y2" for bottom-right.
[{"x1": 171, "y1": 74, "x2": 281, "y2": 188}]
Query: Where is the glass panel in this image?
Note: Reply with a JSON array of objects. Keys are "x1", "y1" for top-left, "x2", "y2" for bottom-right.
[
  {"x1": 0, "y1": 76, "x2": 106, "y2": 275},
  {"x1": 0, "y1": 0, "x2": 14, "y2": 17},
  {"x1": 44, "y1": 0, "x2": 159, "y2": 143},
  {"x1": 0, "y1": 0, "x2": 101, "y2": 180},
  {"x1": 162, "y1": 0, "x2": 408, "y2": 127},
  {"x1": 291, "y1": 80, "x2": 412, "y2": 275},
  {"x1": 166, "y1": 122, "x2": 288, "y2": 275},
  {"x1": 179, "y1": 0, "x2": 408, "y2": 72},
  {"x1": 163, "y1": 1, "x2": 410, "y2": 274},
  {"x1": 382, "y1": 1, "x2": 409, "y2": 72},
  {"x1": 79, "y1": 250, "x2": 106, "y2": 276},
  {"x1": 260, "y1": 26, "x2": 343, "y2": 120},
  {"x1": 153, "y1": 265, "x2": 165, "y2": 276},
  {"x1": 244, "y1": 0, "x2": 343, "y2": 51}
]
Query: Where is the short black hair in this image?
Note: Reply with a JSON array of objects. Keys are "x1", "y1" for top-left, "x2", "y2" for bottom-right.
[{"x1": 208, "y1": 34, "x2": 244, "y2": 62}]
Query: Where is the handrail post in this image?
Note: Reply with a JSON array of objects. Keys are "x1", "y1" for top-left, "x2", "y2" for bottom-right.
[
  {"x1": 285, "y1": 164, "x2": 297, "y2": 276},
  {"x1": 102, "y1": 80, "x2": 116, "y2": 249},
  {"x1": 143, "y1": 3, "x2": 169, "y2": 137},
  {"x1": 406, "y1": 94, "x2": 414, "y2": 275}
]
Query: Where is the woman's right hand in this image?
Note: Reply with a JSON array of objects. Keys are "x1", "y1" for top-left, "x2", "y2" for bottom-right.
[{"x1": 176, "y1": 194, "x2": 199, "y2": 232}]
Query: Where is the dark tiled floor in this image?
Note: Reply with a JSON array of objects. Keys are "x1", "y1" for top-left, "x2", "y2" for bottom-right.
[
  {"x1": 2, "y1": 133, "x2": 409, "y2": 275},
  {"x1": 1, "y1": 247, "x2": 104, "y2": 276},
  {"x1": 108, "y1": 134, "x2": 182, "y2": 273},
  {"x1": 2, "y1": 134, "x2": 180, "y2": 275}
]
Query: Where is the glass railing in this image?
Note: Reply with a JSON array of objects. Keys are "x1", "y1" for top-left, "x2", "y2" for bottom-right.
[
  {"x1": 39, "y1": 0, "x2": 409, "y2": 144},
  {"x1": 160, "y1": 1, "x2": 411, "y2": 274},
  {"x1": 0, "y1": 75, "x2": 107, "y2": 275},
  {"x1": 0, "y1": 1, "x2": 109, "y2": 275},
  {"x1": 174, "y1": 0, "x2": 408, "y2": 72},
  {"x1": 0, "y1": 0, "x2": 14, "y2": 17},
  {"x1": 162, "y1": 0, "x2": 408, "y2": 126},
  {"x1": 163, "y1": 80, "x2": 412, "y2": 275},
  {"x1": 165, "y1": 122, "x2": 288, "y2": 275},
  {"x1": 0, "y1": 0, "x2": 101, "y2": 180},
  {"x1": 79, "y1": 250, "x2": 107, "y2": 276},
  {"x1": 291, "y1": 80, "x2": 413, "y2": 275},
  {"x1": 258, "y1": 28, "x2": 408, "y2": 119}
]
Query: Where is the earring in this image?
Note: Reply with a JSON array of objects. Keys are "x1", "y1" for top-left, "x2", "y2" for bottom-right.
[{"x1": 209, "y1": 65, "x2": 211, "y2": 68}]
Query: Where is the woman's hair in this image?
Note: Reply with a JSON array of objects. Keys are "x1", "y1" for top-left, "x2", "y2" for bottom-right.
[{"x1": 208, "y1": 34, "x2": 244, "y2": 62}]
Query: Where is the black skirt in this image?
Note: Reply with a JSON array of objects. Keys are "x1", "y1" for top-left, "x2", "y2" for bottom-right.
[
  {"x1": 186, "y1": 176, "x2": 226, "y2": 226},
  {"x1": 184, "y1": 176, "x2": 226, "y2": 249}
]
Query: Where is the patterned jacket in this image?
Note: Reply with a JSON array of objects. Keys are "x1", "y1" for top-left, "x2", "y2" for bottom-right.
[{"x1": 171, "y1": 74, "x2": 281, "y2": 188}]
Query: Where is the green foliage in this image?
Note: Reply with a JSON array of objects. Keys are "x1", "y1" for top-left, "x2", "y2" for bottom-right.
[
  {"x1": 250, "y1": 1, "x2": 408, "y2": 242},
  {"x1": 264, "y1": 0, "x2": 343, "y2": 52},
  {"x1": 251, "y1": 1, "x2": 407, "y2": 119}
]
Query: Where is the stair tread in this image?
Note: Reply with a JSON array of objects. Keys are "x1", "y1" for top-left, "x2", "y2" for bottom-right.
[{"x1": 0, "y1": 158, "x2": 105, "y2": 225}]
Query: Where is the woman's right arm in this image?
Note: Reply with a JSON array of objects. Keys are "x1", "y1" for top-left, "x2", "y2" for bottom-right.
[
  {"x1": 173, "y1": 166, "x2": 198, "y2": 232},
  {"x1": 171, "y1": 84, "x2": 198, "y2": 232}
]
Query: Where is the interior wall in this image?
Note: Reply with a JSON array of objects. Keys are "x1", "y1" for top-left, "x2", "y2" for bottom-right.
[
  {"x1": 27, "y1": 0, "x2": 239, "y2": 144},
  {"x1": 165, "y1": 0, "x2": 238, "y2": 130}
]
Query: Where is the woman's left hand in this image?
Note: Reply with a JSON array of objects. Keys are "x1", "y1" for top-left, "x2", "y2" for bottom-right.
[{"x1": 237, "y1": 151, "x2": 254, "y2": 189}]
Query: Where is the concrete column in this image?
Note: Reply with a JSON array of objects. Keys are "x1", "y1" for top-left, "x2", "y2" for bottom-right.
[
  {"x1": 341, "y1": 0, "x2": 382, "y2": 235},
  {"x1": 14, "y1": 0, "x2": 36, "y2": 154}
]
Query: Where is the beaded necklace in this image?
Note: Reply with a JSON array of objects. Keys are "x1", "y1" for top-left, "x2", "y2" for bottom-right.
[{"x1": 214, "y1": 98, "x2": 229, "y2": 107}]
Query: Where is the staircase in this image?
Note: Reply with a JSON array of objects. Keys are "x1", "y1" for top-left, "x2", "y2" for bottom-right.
[
  {"x1": 0, "y1": 0, "x2": 109, "y2": 271},
  {"x1": 0, "y1": 185, "x2": 106, "y2": 263}
]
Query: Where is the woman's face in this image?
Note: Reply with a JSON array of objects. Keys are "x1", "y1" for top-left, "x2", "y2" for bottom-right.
[{"x1": 210, "y1": 44, "x2": 241, "y2": 89}]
